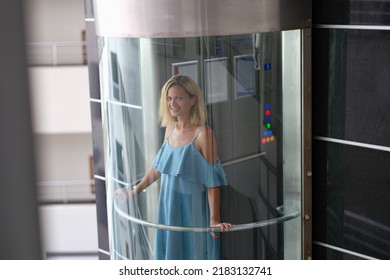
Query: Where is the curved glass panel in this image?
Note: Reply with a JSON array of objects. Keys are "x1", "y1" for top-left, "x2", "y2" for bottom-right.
[{"x1": 99, "y1": 30, "x2": 303, "y2": 260}]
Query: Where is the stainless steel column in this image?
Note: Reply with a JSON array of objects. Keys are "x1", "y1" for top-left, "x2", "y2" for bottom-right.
[{"x1": 0, "y1": 0, "x2": 42, "y2": 259}]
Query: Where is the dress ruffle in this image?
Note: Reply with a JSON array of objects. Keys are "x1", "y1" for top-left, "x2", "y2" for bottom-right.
[{"x1": 153, "y1": 141, "x2": 227, "y2": 188}]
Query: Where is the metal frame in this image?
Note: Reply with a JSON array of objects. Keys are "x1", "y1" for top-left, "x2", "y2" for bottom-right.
[
  {"x1": 93, "y1": 0, "x2": 311, "y2": 38},
  {"x1": 301, "y1": 28, "x2": 312, "y2": 260}
]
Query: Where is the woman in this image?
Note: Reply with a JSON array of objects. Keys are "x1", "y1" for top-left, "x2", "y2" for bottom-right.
[{"x1": 129, "y1": 75, "x2": 232, "y2": 259}]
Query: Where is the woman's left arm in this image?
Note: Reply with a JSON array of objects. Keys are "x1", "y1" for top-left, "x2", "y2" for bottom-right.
[
  {"x1": 208, "y1": 187, "x2": 222, "y2": 226},
  {"x1": 197, "y1": 127, "x2": 232, "y2": 238}
]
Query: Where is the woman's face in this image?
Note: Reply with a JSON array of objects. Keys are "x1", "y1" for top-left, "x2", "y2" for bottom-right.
[{"x1": 166, "y1": 84, "x2": 196, "y2": 119}]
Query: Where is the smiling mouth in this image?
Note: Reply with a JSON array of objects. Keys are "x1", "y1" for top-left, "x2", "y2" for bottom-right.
[{"x1": 170, "y1": 107, "x2": 180, "y2": 112}]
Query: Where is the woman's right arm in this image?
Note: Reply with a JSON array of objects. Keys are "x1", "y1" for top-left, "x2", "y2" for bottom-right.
[
  {"x1": 132, "y1": 167, "x2": 160, "y2": 195},
  {"x1": 127, "y1": 126, "x2": 170, "y2": 197}
]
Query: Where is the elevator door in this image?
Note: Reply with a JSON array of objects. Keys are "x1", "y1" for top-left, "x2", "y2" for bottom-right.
[{"x1": 100, "y1": 30, "x2": 305, "y2": 260}]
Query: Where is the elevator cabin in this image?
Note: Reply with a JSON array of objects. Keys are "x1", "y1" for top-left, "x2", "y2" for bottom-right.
[{"x1": 93, "y1": 0, "x2": 312, "y2": 260}]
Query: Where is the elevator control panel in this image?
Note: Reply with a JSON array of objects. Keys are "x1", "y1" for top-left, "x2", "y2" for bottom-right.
[
  {"x1": 261, "y1": 62, "x2": 275, "y2": 145},
  {"x1": 261, "y1": 102, "x2": 275, "y2": 144}
]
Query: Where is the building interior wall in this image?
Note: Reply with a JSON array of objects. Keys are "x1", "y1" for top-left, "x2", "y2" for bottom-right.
[
  {"x1": 24, "y1": 0, "x2": 85, "y2": 42},
  {"x1": 312, "y1": 0, "x2": 390, "y2": 259}
]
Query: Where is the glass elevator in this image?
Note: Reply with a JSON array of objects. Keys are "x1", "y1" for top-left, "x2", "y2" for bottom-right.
[{"x1": 92, "y1": 0, "x2": 312, "y2": 260}]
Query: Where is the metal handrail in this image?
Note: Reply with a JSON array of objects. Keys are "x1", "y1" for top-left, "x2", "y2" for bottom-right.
[
  {"x1": 221, "y1": 152, "x2": 267, "y2": 167},
  {"x1": 113, "y1": 195, "x2": 300, "y2": 233}
]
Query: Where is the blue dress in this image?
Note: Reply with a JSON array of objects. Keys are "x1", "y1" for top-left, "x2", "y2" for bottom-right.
[{"x1": 152, "y1": 126, "x2": 227, "y2": 260}]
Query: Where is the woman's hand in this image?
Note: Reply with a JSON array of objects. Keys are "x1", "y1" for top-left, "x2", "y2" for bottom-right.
[
  {"x1": 115, "y1": 188, "x2": 136, "y2": 204},
  {"x1": 210, "y1": 222, "x2": 233, "y2": 240},
  {"x1": 208, "y1": 186, "x2": 232, "y2": 240}
]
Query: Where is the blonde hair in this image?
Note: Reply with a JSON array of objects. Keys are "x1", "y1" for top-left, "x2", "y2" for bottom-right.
[{"x1": 159, "y1": 75, "x2": 207, "y2": 127}]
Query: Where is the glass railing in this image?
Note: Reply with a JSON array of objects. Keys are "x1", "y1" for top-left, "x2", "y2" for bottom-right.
[
  {"x1": 26, "y1": 41, "x2": 87, "y2": 66},
  {"x1": 37, "y1": 179, "x2": 95, "y2": 204}
]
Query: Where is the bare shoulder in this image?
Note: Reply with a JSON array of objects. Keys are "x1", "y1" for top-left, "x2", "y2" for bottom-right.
[
  {"x1": 195, "y1": 126, "x2": 217, "y2": 163},
  {"x1": 196, "y1": 126, "x2": 216, "y2": 142},
  {"x1": 164, "y1": 124, "x2": 175, "y2": 139}
]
